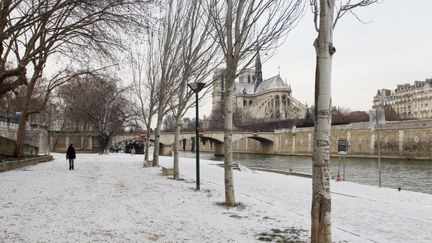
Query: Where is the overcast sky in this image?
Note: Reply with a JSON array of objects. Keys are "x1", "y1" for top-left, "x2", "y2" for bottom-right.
[{"x1": 198, "y1": 0, "x2": 432, "y2": 117}]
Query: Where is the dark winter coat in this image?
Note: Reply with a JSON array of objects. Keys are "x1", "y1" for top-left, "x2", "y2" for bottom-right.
[{"x1": 66, "y1": 145, "x2": 76, "y2": 160}]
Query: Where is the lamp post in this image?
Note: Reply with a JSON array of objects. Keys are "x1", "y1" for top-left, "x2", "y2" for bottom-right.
[
  {"x1": 187, "y1": 82, "x2": 206, "y2": 190},
  {"x1": 375, "y1": 105, "x2": 382, "y2": 188}
]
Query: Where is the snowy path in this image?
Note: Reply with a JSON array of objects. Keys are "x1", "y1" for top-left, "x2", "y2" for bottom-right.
[{"x1": 0, "y1": 153, "x2": 431, "y2": 242}]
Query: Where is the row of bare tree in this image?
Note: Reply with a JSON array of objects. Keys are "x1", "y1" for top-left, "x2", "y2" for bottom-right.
[
  {"x1": 1, "y1": 0, "x2": 377, "y2": 242},
  {"x1": 0, "y1": 0, "x2": 155, "y2": 157},
  {"x1": 129, "y1": 1, "x2": 376, "y2": 242}
]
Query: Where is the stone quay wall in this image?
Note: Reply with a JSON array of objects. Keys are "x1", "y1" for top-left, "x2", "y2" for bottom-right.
[
  {"x1": 0, "y1": 119, "x2": 49, "y2": 155},
  {"x1": 196, "y1": 120, "x2": 432, "y2": 160},
  {"x1": 0, "y1": 155, "x2": 53, "y2": 172},
  {"x1": 48, "y1": 132, "x2": 94, "y2": 153}
]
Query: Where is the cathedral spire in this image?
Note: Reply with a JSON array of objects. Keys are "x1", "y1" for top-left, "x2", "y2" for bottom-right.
[{"x1": 254, "y1": 48, "x2": 263, "y2": 93}]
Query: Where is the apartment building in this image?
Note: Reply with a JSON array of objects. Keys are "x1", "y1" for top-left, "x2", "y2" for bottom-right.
[{"x1": 373, "y1": 78, "x2": 432, "y2": 119}]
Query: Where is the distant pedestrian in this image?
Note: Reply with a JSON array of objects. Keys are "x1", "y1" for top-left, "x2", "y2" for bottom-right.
[
  {"x1": 131, "y1": 146, "x2": 136, "y2": 156},
  {"x1": 66, "y1": 144, "x2": 76, "y2": 170}
]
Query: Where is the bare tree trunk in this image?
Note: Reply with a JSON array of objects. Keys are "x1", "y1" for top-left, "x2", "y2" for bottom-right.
[
  {"x1": 99, "y1": 136, "x2": 108, "y2": 154},
  {"x1": 311, "y1": 1, "x2": 334, "y2": 242},
  {"x1": 99, "y1": 134, "x2": 110, "y2": 154},
  {"x1": 83, "y1": 121, "x2": 88, "y2": 151},
  {"x1": 172, "y1": 69, "x2": 188, "y2": 179},
  {"x1": 223, "y1": 70, "x2": 236, "y2": 205},
  {"x1": 14, "y1": 79, "x2": 36, "y2": 158},
  {"x1": 152, "y1": 110, "x2": 163, "y2": 167},
  {"x1": 173, "y1": 116, "x2": 182, "y2": 179},
  {"x1": 209, "y1": 0, "x2": 303, "y2": 206},
  {"x1": 14, "y1": 112, "x2": 29, "y2": 157},
  {"x1": 144, "y1": 120, "x2": 152, "y2": 165}
]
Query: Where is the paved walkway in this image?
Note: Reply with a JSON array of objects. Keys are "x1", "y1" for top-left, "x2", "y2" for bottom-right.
[
  {"x1": 1, "y1": 153, "x2": 432, "y2": 242},
  {"x1": 1, "y1": 153, "x2": 272, "y2": 242}
]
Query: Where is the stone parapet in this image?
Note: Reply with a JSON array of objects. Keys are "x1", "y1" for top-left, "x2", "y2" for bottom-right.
[
  {"x1": 0, "y1": 136, "x2": 39, "y2": 156},
  {"x1": 0, "y1": 155, "x2": 53, "y2": 172},
  {"x1": 0, "y1": 122, "x2": 49, "y2": 154}
]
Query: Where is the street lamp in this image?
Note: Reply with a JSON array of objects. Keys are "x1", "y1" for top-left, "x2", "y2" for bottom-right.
[
  {"x1": 187, "y1": 82, "x2": 206, "y2": 190},
  {"x1": 375, "y1": 105, "x2": 382, "y2": 188}
]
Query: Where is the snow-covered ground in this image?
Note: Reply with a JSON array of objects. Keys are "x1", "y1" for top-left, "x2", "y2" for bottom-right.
[{"x1": 1, "y1": 153, "x2": 431, "y2": 242}]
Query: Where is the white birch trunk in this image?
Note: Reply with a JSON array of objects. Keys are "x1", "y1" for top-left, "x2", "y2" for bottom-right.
[
  {"x1": 223, "y1": 70, "x2": 236, "y2": 205},
  {"x1": 173, "y1": 116, "x2": 182, "y2": 179},
  {"x1": 311, "y1": 0, "x2": 335, "y2": 242},
  {"x1": 172, "y1": 74, "x2": 188, "y2": 179},
  {"x1": 221, "y1": 0, "x2": 237, "y2": 206},
  {"x1": 144, "y1": 119, "x2": 152, "y2": 165}
]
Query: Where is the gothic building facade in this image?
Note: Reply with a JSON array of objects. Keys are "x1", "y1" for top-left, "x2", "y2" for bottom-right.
[{"x1": 211, "y1": 53, "x2": 307, "y2": 123}]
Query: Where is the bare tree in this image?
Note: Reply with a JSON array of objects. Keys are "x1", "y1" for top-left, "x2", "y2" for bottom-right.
[
  {"x1": 331, "y1": 107, "x2": 369, "y2": 124},
  {"x1": 60, "y1": 74, "x2": 133, "y2": 153},
  {"x1": 383, "y1": 104, "x2": 402, "y2": 121},
  {"x1": 0, "y1": 0, "x2": 152, "y2": 97},
  {"x1": 207, "y1": 0, "x2": 304, "y2": 206},
  {"x1": 208, "y1": 105, "x2": 224, "y2": 130},
  {"x1": 150, "y1": 0, "x2": 185, "y2": 167},
  {"x1": 168, "y1": 0, "x2": 219, "y2": 180},
  {"x1": 0, "y1": 87, "x2": 21, "y2": 116},
  {"x1": 13, "y1": 65, "x2": 109, "y2": 157},
  {"x1": 129, "y1": 46, "x2": 159, "y2": 165},
  {"x1": 162, "y1": 113, "x2": 176, "y2": 132},
  {"x1": 309, "y1": 1, "x2": 377, "y2": 242},
  {"x1": 4, "y1": 0, "x2": 153, "y2": 157}
]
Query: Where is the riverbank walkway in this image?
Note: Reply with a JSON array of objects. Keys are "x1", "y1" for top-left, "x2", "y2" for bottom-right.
[{"x1": 1, "y1": 153, "x2": 431, "y2": 242}]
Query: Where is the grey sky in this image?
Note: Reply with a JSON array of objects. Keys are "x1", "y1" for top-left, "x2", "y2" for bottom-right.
[
  {"x1": 198, "y1": 0, "x2": 432, "y2": 117},
  {"x1": 265, "y1": 0, "x2": 432, "y2": 111}
]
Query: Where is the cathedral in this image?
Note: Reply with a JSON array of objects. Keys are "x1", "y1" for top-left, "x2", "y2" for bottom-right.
[{"x1": 211, "y1": 52, "x2": 307, "y2": 123}]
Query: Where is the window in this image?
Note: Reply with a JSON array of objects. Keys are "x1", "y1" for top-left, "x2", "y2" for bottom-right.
[
  {"x1": 243, "y1": 100, "x2": 247, "y2": 107},
  {"x1": 275, "y1": 95, "x2": 280, "y2": 107},
  {"x1": 282, "y1": 95, "x2": 287, "y2": 106}
]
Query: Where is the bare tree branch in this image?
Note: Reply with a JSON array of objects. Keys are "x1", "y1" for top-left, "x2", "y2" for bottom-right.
[
  {"x1": 208, "y1": 0, "x2": 305, "y2": 205},
  {"x1": 1, "y1": 0, "x2": 154, "y2": 96}
]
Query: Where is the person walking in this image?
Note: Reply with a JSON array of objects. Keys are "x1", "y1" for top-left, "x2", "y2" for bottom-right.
[{"x1": 66, "y1": 144, "x2": 76, "y2": 170}]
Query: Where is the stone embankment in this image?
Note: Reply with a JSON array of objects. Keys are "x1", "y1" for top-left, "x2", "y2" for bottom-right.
[{"x1": 0, "y1": 155, "x2": 53, "y2": 172}]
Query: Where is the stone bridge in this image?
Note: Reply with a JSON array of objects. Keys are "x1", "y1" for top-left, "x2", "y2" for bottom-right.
[
  {"x1": 111, "y1": 131, "x2": 277, "y2": 156},
  {"x1": 50, "y1": 119, "x2": 432, "y2": 159}
]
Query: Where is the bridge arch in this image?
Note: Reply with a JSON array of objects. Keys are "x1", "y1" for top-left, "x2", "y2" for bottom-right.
[
  {"x1": 112, "y1": 131, "x2": 277, "y2": 156},
  {"x1": 112, "y1": 134, "x2": 172, "y2": 155},
  {"x1": 200, "y1": 136, "x2": 224, "y2": 156},
  {"x1": 179, "y1": 135, "x2": 224, "y2": 156},
  {"x1": 232, "y1": 136, "x2": 274, "y2": 154}
]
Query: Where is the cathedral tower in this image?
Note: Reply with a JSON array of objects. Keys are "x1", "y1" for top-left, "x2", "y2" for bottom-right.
[{"x1": 253, "y1": 50, "x2": 263, "y2": 93}]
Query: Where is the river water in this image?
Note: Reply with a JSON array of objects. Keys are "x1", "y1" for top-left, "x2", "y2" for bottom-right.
[{"x1": 179, "y1": 151, "x2": 432, "y2": 194}]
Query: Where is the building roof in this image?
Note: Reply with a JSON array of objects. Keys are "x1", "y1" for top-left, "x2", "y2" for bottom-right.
[
  {"x1": 235, "y1": 75, "x2": 291, "y2": 95},
  {"x1": 255, "y1": 75, "x2": 290, "y2": 93},
  {"x1": 235, "y1": 82, "x2": 255, "y2": 95}
]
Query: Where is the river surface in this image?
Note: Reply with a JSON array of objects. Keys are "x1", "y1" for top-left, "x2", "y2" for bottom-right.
[{"x1": 179, "y1": 151, "x2": 432, "y2": 194}]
